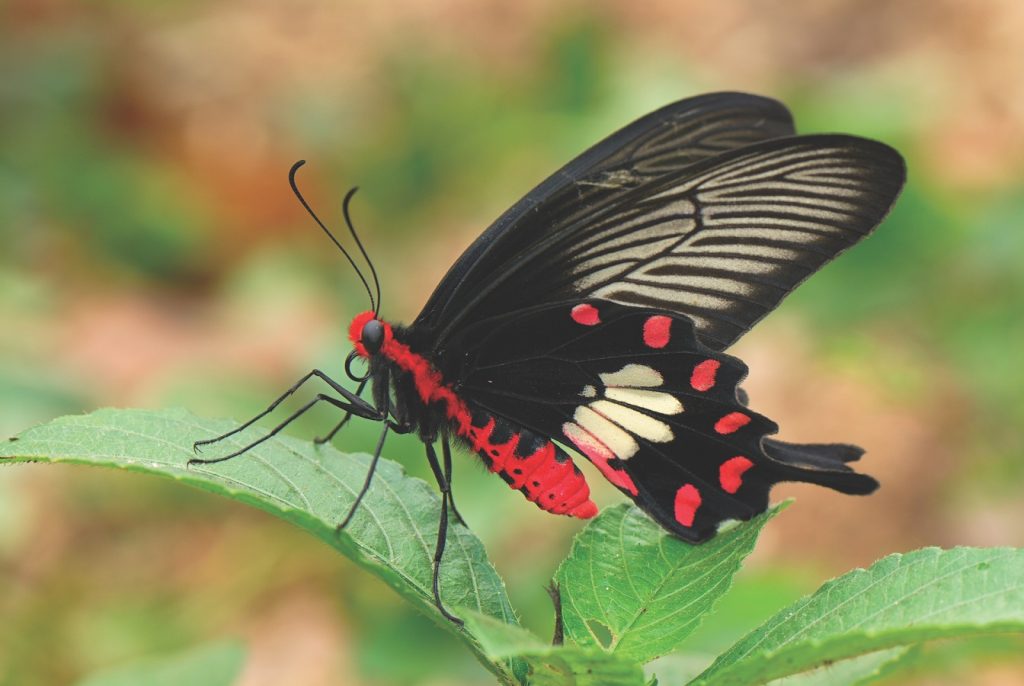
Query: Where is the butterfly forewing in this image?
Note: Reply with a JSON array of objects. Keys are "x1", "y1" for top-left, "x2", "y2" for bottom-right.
[
  {"x1": 415, "y1": 92, "x2": 799, "y2": 341},
  {"x1": 436, "y1": 133, "x2": 904, "y2": 354}
]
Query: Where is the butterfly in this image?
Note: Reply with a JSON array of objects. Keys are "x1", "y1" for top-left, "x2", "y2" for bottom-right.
[{"x1": 192, "y1": 92, "x2": 905, "y2": 624}]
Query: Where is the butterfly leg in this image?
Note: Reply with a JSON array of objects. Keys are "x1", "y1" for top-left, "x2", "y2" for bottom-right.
[
  {"x1": 441, "y1": 434, "x2": 467, "y2": 527},
  {"x1": 314, "y1": 377, "x2": 369, "y2": 444},
  {"x1": 335, "y1": 420, "x2": 391, "y2": 529},
  {"x1": 194, "y1": 369, "x2": 374, "y2": 453},
  {"x1": 189, "y1": 392, "x2": 380, "y2": 466},
  {"x1": 426, "y1": 435, "x2": 465, "y2": 526},
  {"x1": 424, "y1": 440, "x2": 463, "y2": 625},
  {"x1": 336, "y1": 382, "x2": 392, "y2": 530}
]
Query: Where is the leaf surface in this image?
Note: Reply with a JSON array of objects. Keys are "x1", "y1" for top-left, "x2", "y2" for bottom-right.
[
  {"x1": 462, "y1": 610, "x2": 645, "y2": 686},
  {"x1": 1, "y1": 408, "x2": 519, "y2": 682},
  {"x1": 554, "y1": 503, "x2": 785, "y2": 664},
  {"x1": 691, "y1": 547, "x2": 1024, "y2": 685},
  {"x1": 767, "y1": 647, "x2": 910, "y2": 686}
]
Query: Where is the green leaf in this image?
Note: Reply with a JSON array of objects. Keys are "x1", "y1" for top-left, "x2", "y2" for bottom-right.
[
  {"x1": 767, "y1": 647, "x2": 911, "y2": 686},
  {"x1": 73, "y1": 639, "x2": 245, "y2": 686},
  {"x1": 691, "y1": 547, "x2": 1024, "y2": 686},
  {"x1": 644, "y1": 653, "x2": 716, "y2": 685},
  {"x1": 462, "y1": 610, "x2": 646, "y2": 686},
  {"x1": 554, "y1": 502, "x2": 786, "y2": 664},
  {"x1": 1, "y1": 408, "x2": 519, "y2": 683},
  {"x1": 644, "y1": 648, "x2": 912, "y2": 686}
]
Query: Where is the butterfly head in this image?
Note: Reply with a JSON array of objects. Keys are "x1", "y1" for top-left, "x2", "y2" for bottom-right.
[{"x1": 349, "y1": 310, "x2": 392, "y2": 359}]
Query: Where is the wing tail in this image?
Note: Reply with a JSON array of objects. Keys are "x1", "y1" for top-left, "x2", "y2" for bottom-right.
[{"x1": 762, "y1": 438, "x2": 878, "y2": 495}]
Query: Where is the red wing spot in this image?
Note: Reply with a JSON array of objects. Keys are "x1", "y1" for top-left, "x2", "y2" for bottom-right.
[
  {"x1": 715, "y1": 412, "x2": 751, "y2": 435},
  {"x1": 643, "y1": 315, "x2": 672, "y2": 348},
  {"x1": 674, "y1": 484, "x2": 702, "y2": 527},
  {"x1": 571, "y1": 303, "x2": 601, "y2": 326},
  {"x1": 690, "y1": 359, "x2": 720, "y2": 391},
  {"x1": 719, "y1": 456, "x2": 754, "y2": 494}
]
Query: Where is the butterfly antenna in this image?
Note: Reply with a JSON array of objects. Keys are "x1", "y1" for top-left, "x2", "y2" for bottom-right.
[
  {"x1": 342, "y1": 187, "x2": 382, "y2": 316},
  {"x1": 289, "y1": 161, "x2": 377, "y2": 313}
]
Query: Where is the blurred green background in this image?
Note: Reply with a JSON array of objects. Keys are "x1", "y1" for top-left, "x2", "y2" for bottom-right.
[{"x1": 1, "y1": 2, "x2": 1022, "y2": 685}]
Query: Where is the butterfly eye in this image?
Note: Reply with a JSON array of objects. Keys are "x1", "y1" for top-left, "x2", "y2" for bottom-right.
[{"x1": 361, "y1": 319, "x2": 385, "y2": 355}]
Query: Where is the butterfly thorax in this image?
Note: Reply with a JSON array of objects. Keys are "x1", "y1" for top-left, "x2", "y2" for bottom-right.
[{"x1": 348, "y1": 310, "x2": 598, "y2": 518}]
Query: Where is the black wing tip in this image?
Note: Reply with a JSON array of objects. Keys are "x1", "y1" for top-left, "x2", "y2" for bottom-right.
[
  {"x1": 655, "y1": 91, "x2": 796, "y2": 132},
  {"x1": 664, "y1": 90, "x2": 793, "y2": 112},
  {"x1": 762, "y1": 439, "x2": 879, "y2": 495},
  {"x1": 780, "y1": 132, "x2": 906, "y2": 187},
  {"x1": 827, "y1": 442, "x2": 867, "y2": 464},
  {"x1": 822, "y1": 471, "x2": 880, "y2": 496},
  {"x1": 763, "y1": 438, "x2": 866, "y2": 465}
]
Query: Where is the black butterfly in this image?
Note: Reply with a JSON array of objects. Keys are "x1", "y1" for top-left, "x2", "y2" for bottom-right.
[{"x1": 192, "y1": 92, "x2": 905, "y2": 624}]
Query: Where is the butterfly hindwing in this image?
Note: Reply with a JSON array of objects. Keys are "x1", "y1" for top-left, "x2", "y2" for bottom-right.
[{"x1": 455, "y1": 300, "x2": 876, "y2": 541}]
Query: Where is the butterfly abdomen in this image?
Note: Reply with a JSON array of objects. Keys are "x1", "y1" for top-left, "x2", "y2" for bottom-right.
[
  {"x1": 462, "y1": 408, "x2": 597, "y2": 518},
  {"x1": 372, "y1": 318, "x2": 598, "y2": 519}
]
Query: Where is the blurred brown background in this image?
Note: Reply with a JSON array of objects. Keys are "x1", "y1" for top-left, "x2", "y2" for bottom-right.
[{"x1": 1, "y1": 1, "x2": 1022, "y2": 684}]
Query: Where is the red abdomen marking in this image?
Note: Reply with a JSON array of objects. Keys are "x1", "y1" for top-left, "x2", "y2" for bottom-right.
[
  {"x1": 466, "y1": 410, "x2": 597, "y2": 519},
  {"x1": 365, "y1": 319, "x2": 598, "y2": 520}
]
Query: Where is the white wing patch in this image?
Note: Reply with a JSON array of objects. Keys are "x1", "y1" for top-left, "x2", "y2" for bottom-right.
[
  {"x1": 573, "y1": 405, "x2": 638, "y2": 458},
  {"x1": 599, "y1": 364, "x2": 663, "y2": 387},
  {"x1": 605, "y1": 387, "x2": 682, "y2": 414},
  {"x1": 563, "y1": 363, "x2": 683, "y2": 461}
]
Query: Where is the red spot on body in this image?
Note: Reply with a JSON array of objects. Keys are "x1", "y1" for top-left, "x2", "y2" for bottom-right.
[
  {"x1": 557, "y1": 483, "x2": 596, "y2": 515},
  {"x1": 348, "y1": 310, "x2": 384, "y2": 358},
  {"x1": 521, "y1": 457, "x2": 567, "y2": 503},
  {"x1": 571, "y1": 303, "x2": 601, "y2": 326},
  {"x1": 690, "y1": 359, "x2": 720, "y2": 391},
  {"x1": 719, "y1": 456, "x2": 754, "y2": 494},
  {"x1": 502, "y1": 441, "x2": 552, "y2": 488},
  {"x1": 569, "y1": 501, "x2": 599, "y2": 518},
  {"x1": 503, "y1": 439, "x2": 597, "y2": 517},
  {"x1": 643, "y1": 315, "x2": 672, "y2": 348},
  {"x1": 379, "y1": 331, "x2": 473, "y2": 434},
  {"x1": 469, "y1": 418, "x2": 495, "y2": 454},
  {"x1": 715, "y1": 412, "x2": 751, "y2": 435},
  {"x1": 378, "y1": 323, "x2": 602, "y2": 519},
  {"x1": 674, "y1": 484, "x2": 702, "y2": 527},
  {"x1": 489, "y1": 432, "x2": 520, "y2": 473}
]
